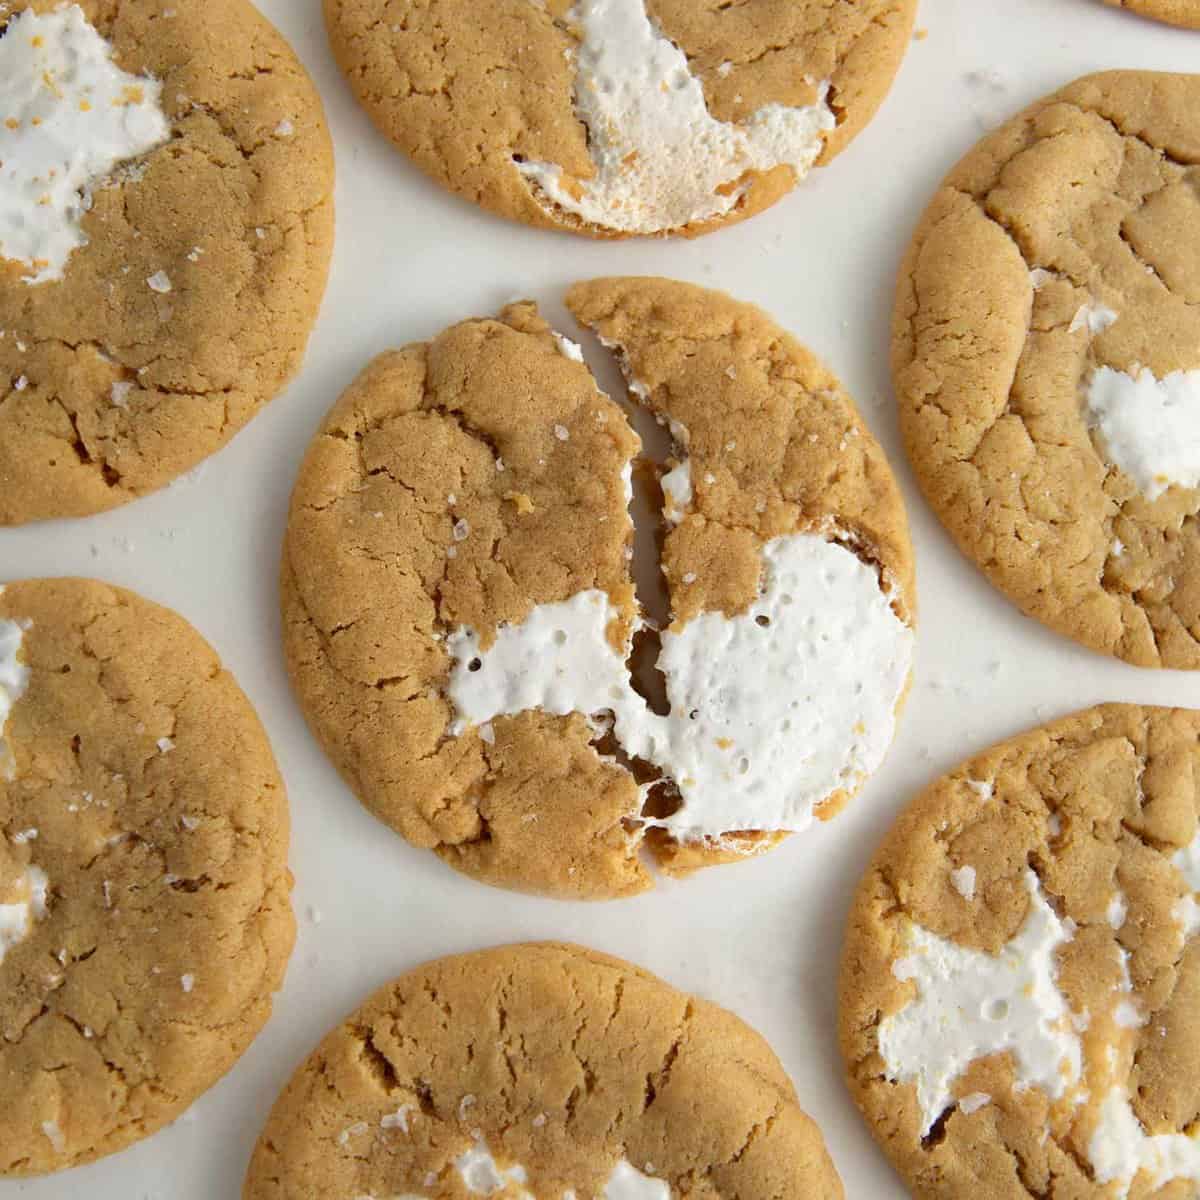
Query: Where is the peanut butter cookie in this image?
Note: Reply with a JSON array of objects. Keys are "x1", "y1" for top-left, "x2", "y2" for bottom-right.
[
  {"x1": 245, "y1": 942, "x2": 843, "y2": 1200},
  {"x1": 895, "y1": 71, "x2": 1200, "y2": 667},
  {"x1": 841, "y1": 704, "x2": 1200, "y2": 1198},
  {"x1": 282, "y1": 277, "x2": 915, "y2": 898},
  {"x1": 0, "y1": 577, "x2": 293, "y2": 1174},
  {"x1": 324, "y1": 0, "x2": 915, "y2": 237},
  {"x1": 0, "y1": 0, "x2": 335, "y2": 524}
]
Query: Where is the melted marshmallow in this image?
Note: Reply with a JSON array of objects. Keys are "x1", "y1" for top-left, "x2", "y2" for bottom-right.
[
  {"x1": 389, "y1": 1143, "x2": 670, "y2": 1200},
  {"x1": 516, "y1": 0, "x2": 835, "y2": 234},
  {"x1": 950, "y1": 865, "x2": 976, "y2": 902},
  {"x1": 1089, "y1": 1088, "x2": 1200, "y2": 1198},
  {"x1": 455, "y1": 1140, "x2": 530, "y2": 1195},
  {"x1": 1174, "y1": 831, "x2": 1200, "y2": 892},
  {"x1": 0, "y1": 863, "x2": 49, "y2": 967},
  {"x1": 446, "y1": 591, "x2": 630, "y2": 737},
  {"x1": 0, "y1": 616, "x2": 31, "y2": 781},
  {"x1": 639, "y1": 534, "x2": 911, "y2": 839},
  {"x1": 1069, "y1": 302, "x2": 1118, "y2": 336},
  {"x1": 447, "y1": 532, "x2": 911, "y2": 841},
  {"x1": 877, "y1": 870, "x2": 1081, "y2": 1136},
  {"x1": 600, "y1": 1161, "x2": 670, "y2": 1199},
  {"x1": 659, "y1": 459, "x2": 691, "y2": 525},
  {"x1": 1085, "y1": 366, "x2": 1200, "y2": 500},
  {"x1": 0, "y1": 4, "x2": 171, "y2": 283}
]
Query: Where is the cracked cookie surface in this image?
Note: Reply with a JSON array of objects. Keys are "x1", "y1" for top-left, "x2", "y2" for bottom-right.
[
  {"x1": 840, "y1": 703, "x2": 1200, "y2": 1199},
  {"x1": 281, "y1": 278, "x2": 915, "y2": 899},
  {"x1": 1103, "y1": 0, "x2": 1200, "y2": 29},
  {"x1": 0, "y1": 0, "x2": 335, "y2": 525},
  {"x1": 322, "y1": 0, "x2": 915, "y2": 238},
  {"x1": 894, "y1": 70, "x2": 1200, "y2": 668},
  {"x1": 0, "y1": 577, "x2": 294, "y2": 1175},
  {"x1": 243, "y1": 942, "x2": 844, "y2": 1200}
]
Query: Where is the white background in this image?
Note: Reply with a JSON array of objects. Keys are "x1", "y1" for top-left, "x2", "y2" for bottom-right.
[{"x1": 3, "y1": 1, "x2": 1200, "y2": 1196}]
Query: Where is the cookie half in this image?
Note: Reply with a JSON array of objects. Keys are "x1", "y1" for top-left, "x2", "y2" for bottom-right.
[
  {"x1": 0, "y1": 0, "x2": 335, "y2": 524},
  {"x1": 0, "y1": 578, "x2": 293, "y2": 1174},
  {"x1": 282, "y1": 277, "x2": 915, "y2": 899},
  {"x1": 1103, "y1": 0, "x2": 1200, "y2": 29},
  {"x1": 895, "y1": 70, "x2": 1200, "y2": 668},
  {"x1": 324, "y1": 0, "x2": 915, "y2": 238},
  {"x1": 840, "y1": 704, "x2": 1200, "y2": 1199},
  {"x1": 244, "y1": 942, "x2": 843, "y2": 1199}
]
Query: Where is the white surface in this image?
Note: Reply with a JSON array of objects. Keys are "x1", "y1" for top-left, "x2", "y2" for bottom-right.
[
  {"x1": 2, "y1": 1, "x2": 1199, "y2": 1196},
  {"x1": 0, "y1": 4, "x2": 170, "y2": 283}
]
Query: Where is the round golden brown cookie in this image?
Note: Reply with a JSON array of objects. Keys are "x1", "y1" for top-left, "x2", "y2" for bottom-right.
[
  {"x1": 0, "y1": 578, "x2": 293, "y2": 1175},
  {"x1": 1103, "y1": 0, "x2": 1200, "y2": 29},
  {"x1": 839, "y1": 703, "x2": 1200, "y2": 1199},
  {"x1": 0, "y1": 0, "x2": 335, "y2": 525},
  {"x1": 894, "y1": 70, "x2": 1200, "y2": 668},
  {"x1": 243, "y1": 942, "x2": 844, "y2": 1200},
  {"x1": 281, "y1": 276, "x2": 915, "y2": 899},
  {"x1": 323, "y1": 0, "x2": 916, "y2": 238}
]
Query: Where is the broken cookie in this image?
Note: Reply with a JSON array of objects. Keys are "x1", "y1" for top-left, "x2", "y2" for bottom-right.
[{"x1": 281, "y1": 276, "x2": 915, "y2": 899}]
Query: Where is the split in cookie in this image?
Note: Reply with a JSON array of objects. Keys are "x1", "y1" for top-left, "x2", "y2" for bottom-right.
[
  {"x1": 282, "y1": 276, "x2": 915, "y2": 899},
  {"x1": 0, "y1": 0, "x2": 335, "y2": 524},
  {"x1": 1102, "y1": 0, "x2": 1200, "y2": 29},
  {"x1": 894, "y1": 70, "x2": 1200, "y2": 668},
  {"x1": 243, "y1": 942, "x2": 844, "y2": 1199},
  {"x1": 0, "y1": 578, "x2": 293, "y2": 1175},
  {"x1": 840, "y1": 703, "x2": 1200, "y2": 1199},
  {"x1": 323, "y1": 0, "x2": 916, "y2": 238}
]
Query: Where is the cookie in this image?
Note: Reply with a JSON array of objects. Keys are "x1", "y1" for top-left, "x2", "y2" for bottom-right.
[
  {"x1": 1103, "y1": 0, "x2": 1200, "y2": 29},
  {"x1": 324, "y1": 0, "x2": 915, "y2": 238},
  {"x1": 244, "y1": 942, "x2": 843, "y2": 1199},
  {"x1": 0, "y1": 0, "x2": 335, "y2": 525},
  {"x1": 282, "y1": 277, "x2": 915, "y2": 899},
  {"x1": 0, "y1": 578, "x2": 293, "y2": 1174},
  {"x1": 840, "y1": 704, "x2": 1200, "y2": 1199},
  {"x1": 894, "y1": 70, "x2": 1200, "y2": 668}
]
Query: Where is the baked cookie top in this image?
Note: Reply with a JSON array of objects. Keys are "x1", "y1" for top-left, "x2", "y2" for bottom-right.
[
  {"x1": 323, "y1": 0, "x2": 915, "y2": 238},
  {"x1": 0, "y1": 578, "x2": 293, "y2": 1175},
  {"x1": 1103, "y1": 0, "x2": 1200, "y2": 29},
  {"x1": 282, "y1": 277, "x2": 915, "y2": 899},
  {"x1": 0, "y1": 0, "x2": 335, "y2": 524},
  {"x1": 894, "y1": 70, "x2": 1200, "y2": 668},
  {"x1": 243, "y1": 942, "x2": 844, "y2": 1200},
  {"x1": 840, "y1": 704, "x2": 1200, "y2": 1199}
]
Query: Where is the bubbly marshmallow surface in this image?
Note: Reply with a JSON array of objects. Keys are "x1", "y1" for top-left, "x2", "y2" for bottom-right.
[
  {"x1": 877, "y1": 869, "x2": 1082, "y2": 1136},
  {"x1": 0, "y1": 4, "x2": 171, "y2": 282},
  {"x1": 516, "y1": 0, "x2": 835, "y2": 233},
  {"x1": 1089, "y1": 1087, "x2": 1200, "y2": 1198},
  {"x1": 1085, "y1": 366, "x2": 1200, "y2": 500},
  {"x1": 447, "y1": 531, "x2": 911, "y2": 841}
]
